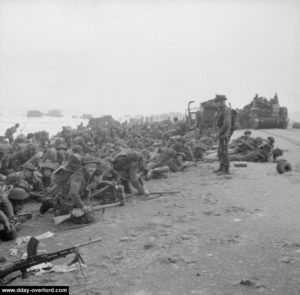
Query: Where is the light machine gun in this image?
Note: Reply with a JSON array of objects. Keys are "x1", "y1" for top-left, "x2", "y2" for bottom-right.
[{"x1": 0, "y1": 237, "x2": 102, "y2": 283}]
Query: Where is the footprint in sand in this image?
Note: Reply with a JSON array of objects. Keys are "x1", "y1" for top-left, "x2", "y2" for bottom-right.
[
  {"x1": 203, "y1": 211, "x2": 221, "y2": 216},
  {"x1": 203, "y1": 196, "x2": 218, "y2": 205},
  {"x1": 225, "y1": 206, "x2": 246, "y2": 213}
]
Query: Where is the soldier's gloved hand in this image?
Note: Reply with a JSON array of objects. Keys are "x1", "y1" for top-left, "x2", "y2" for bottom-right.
[
  {"x1": 72, "y1": 208, "x2": 85, "y2": 217},
  {"x1": 83, "y1": 205, "x2": 92, "y2": 213}
]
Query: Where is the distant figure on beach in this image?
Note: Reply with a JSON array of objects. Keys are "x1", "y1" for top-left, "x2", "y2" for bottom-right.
[{"x1": 5, "y1": 124, "x2": 20, "y2": 143}]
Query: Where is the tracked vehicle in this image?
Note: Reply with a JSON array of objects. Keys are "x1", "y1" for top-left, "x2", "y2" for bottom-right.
[{"x1": 238, "y1": 93, "x2": 288, "y2": 129}]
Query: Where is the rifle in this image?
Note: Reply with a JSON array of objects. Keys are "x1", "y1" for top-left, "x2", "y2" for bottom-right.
[
  {"x1": 0, "y1": 236, "x2": 102, "y2": 282},
  {"x1": 141, "y1": 191, "x2": 180, "y2": 201},
  {"x1": 53, "y1": 201, "x2": 124, "y2": 225},
  {"x1": 149, "y1": 191, "x2": 180, "y2": 196},
  {"x1": 90, "y1": 181, "x2": 116, "y2": 198}
]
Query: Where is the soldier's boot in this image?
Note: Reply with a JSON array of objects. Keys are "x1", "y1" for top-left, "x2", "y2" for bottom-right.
[
  {"x1": 40, "y1": 198, "x2": 55, "y2": 214},
  {"x1": 218, "y1": 166, "x2": 230, "y2": 175},
  {"x1": 213, "y1": 165, "x2": 224, "y2": 173}
]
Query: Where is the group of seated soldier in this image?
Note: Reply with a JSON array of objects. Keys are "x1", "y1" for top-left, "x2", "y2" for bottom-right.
[
  {"x1": 0, "y1": 118, "x2": 284, "y2": 242},
  {"x1": 229, "y1": 130, "x2": 283, "y2": 162}
]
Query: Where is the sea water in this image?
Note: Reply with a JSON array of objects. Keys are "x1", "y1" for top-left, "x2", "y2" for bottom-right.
[{"x1": 0, "y1": 115, "x2": 89, "y2": 137}]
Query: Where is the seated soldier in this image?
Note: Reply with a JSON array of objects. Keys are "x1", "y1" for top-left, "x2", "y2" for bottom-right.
[
  {"x1": 39, "y1": 147, "x2": 84, "y2": 214},
  {"x1": 8, "y1": 187, "x2": 29, "y2": 214},
  {"x1": 229, "y1": 130, "x2": 255, "y2": 155},
  {"x1": 55, "y1": 144, "x2": 68, "y2": 166},
  {"x1": 148, "y1": 147, "x2": 184, "y2": 173},
  {"x1": 231, "y1": 130, "x2": 252, "y2": 144},
  {"x1": 40, "y1": 162, "x2": 58, "y2": 190},
  {"x1": 8, "y1": 143, "x2": 38, "y2": 172},
  {"x1": 72, "y1": 136, "x2": 95, "y2": 153},
  {"x1": 7, "y1": 163, "x2": 44, "y2": 201},
  {"x1": 0, "y1": 189, "x2": 19, "y2": 240},
  {"x1": 127, "y1": 134, "x2": 142, "y2": 149},
  {"x1": 137, "y1": 150, "x2": 168, "y2": 180},
  {"x1": 53, "y1": 156, "x2": 101, "y2": 224},
  {"x1": 90, "y1": 159, "x2": 125, "y2": 205},
  {"x1": 258, "y1": 137, "x2": 274, "y2": 162},
  {"x1": 113, "y1": 150, "x2": 149, "y2": 196},
  {"x1": 230, "y1": 136, "x2": 275, "y2": 162},
  {"x1": 168, "y1": 136, "x2": 195, "y2": 162},
  {"x1": 141, "y1": 136, "x2": 154, "y2": 149}
]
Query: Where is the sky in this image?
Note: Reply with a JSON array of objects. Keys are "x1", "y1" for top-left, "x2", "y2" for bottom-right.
[{"x1": 0, "y1": 0, "x2": 299, "y2": 118}]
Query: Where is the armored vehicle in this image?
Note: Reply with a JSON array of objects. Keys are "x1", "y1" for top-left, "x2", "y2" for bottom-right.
[{"x1": 238, "y1": 93, "x2": 289, "y2": 129}]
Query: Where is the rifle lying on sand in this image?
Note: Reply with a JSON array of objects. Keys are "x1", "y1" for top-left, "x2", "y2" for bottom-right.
[
  {"x1": 53, "y1": 201, "x2": 125, "y2": 225},
  {"x1": 0, "y1": 236, "x2": 102, "y2": 282},
  {"x1": 145, "y1": 191, "x2": 180, "y2": 200},
  {"x1": 128, "y1": 191, "x2": 181, "y2": 201},
  {"x1": 148, "y1": 191, "x2": 180, "y2": 196}
]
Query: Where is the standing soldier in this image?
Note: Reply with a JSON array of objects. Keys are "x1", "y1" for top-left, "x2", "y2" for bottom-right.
[
  {"x1": 214, "y1": 95, "x2": 231, "y2": 175},
  {"x1": 5, "y1": 124, "x2": 20, "y2": 143}
]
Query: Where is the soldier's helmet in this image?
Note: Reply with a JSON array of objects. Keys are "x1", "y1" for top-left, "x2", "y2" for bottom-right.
[
  {"x1": 82, "y1": 156, "x2": 102, "y2": 165},
  {"x1": 72, "y1": 145, "x2": 83, "y2": 154},
  {"x1": 8, "y1": 188, "x2": 29, "y2": 201},
  {"x1": 214, "y1": 94, "x2": 227, "y2": 102},
  {"x1": 6, "y1": 174, "x2": 21, "y2": 185},
  {"x1": 21, "y1": 162, "x2": 37, "y2": 171},
  {"x1": 55, "y1": 143, "x2": 67, "y2": 151},
  {"x1": 40, "y1": 162, "x2": 57, "y2": 171},
  {"x1": 267, "y1": 136, "x2": 275, "y2": 144}
]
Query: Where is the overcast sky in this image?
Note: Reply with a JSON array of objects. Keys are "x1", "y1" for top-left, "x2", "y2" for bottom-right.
[{"x1": 0, "y1": 0, "x2": 299, "y2": 117}]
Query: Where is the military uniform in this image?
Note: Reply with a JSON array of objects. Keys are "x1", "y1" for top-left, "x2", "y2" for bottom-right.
[
  {"x1": 55, "y1": 157, "x2": 100, "y2": 224},
  {"x1": 8, "y1": 163, "x2": 44, "y2": 195},
  {"x1": 58, "y1": 168, "x2": 91, "y2": 211},
  {"x1": 113, "y1": 150, "x2": 147, "y2": 194},
  {"x1": 230, "y1": 137, "x2": 274, "y2": 163},
  {"x1": 149, "y1": 147, "x2": 183, "y2": 172},
  {"x1": 214, "y1": 95, "x2": 231, "y2": 173},
  {"x1": 0, "y1": 188, "x2": 18, "y2": 240},
  {"x1": 5, "y1": 124, "x2": 19, "y2": 144},
  {"x1": 40, "y1": 162, "x2": 57, "y2": 189},
  {"x1": 8, "y1": 144, "x2": 37, "y2": 171},
  {"x1": 230, "y1": 137, "x2": 255, "y2": 155}
]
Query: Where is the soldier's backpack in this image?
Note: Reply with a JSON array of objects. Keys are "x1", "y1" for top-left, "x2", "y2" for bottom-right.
[{"x1": 113, "y1": 150, "x2": 142, "y2": 171}]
